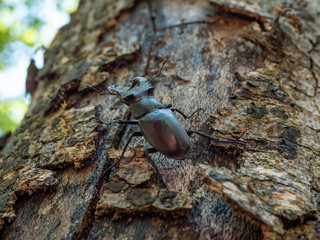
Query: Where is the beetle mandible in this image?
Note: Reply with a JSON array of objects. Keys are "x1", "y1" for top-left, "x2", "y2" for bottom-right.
[{"x1": 87, "y1": 61, "x2": 244, "y2": 180}]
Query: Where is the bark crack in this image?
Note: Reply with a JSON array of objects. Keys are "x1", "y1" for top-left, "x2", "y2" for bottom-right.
[
  {"x1": 309, "y1": 58, "x2": 319, "y2": 98},
  {"x1": 72, "y1": 133, "x2": 109, "y2": 239},
  {"x1": 143, "y1": 0, "x2": 157, "y2": 77},
  {"x1": 156, "y1": 20, "x2": 216, "y2": 31},
  {"x1": 73, "y1": 110, "x2": 132, "y2": 238}
]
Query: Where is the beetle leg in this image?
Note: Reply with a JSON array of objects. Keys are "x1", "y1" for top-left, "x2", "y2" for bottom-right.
[
  {"x1": 106, "y1": 132, "x2": 143, "y2": 172},
  {"x1": 144, "y1": 150, "x2": 169, "y2": 190},
  {"x1": 106, "y1": 136, "x2": 169, "y2": 190},
  {"x1": 171, "y1": 108, "x2": 205, "y2": 119},
  {"x1": 118, "y1": 120, "x2": 139, "y2": 124},
  {"x1": 146, "y1": 148, "x2": 158, "y2": 154},
  {"x1": 187, "y1": 130, "x2": 246, "y2": 150},
  {"x1": 150, "y1": 60, "x2": 167, "y2": 81},
  {"x1": 95, "y1": 117, "x2": 139, "y2": 126},
  {"x1": 86, "y1": 84, "x2": 116, "y2": 95},
  {"x1": 163, "y1": 103, "x2": 172, "y2": 109}
]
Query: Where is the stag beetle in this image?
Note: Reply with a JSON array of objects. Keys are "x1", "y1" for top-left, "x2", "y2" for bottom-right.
[{"x1": 87, "y1": 61, "x2": 244, "y2": 185}]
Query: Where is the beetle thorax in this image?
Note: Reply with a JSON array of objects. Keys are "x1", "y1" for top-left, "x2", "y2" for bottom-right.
[
  {"x1": 129, "y1": 96, "x2": 164, "y2": 119},
  {"x1": 107, "y1": 77, "x2": 164, "y2": 118}
]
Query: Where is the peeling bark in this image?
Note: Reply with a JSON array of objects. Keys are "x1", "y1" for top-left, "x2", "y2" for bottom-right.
[{"x1": 1, "y1": 0, "x2": 320, "y2": 239}]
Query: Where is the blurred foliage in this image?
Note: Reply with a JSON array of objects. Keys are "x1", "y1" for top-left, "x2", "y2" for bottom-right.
[
  {"x1": 0, "y1": 0, "x2": 79, "y2": 69},
  {"x1": 56, "y1": 0, "x2": 79, "y2": 13},
  {"x1": 0, "y1": 0, "x2": 79, "y2": 137},
  {"x1": 0, "y1": 98, "x2": 28, "y2": 136}
]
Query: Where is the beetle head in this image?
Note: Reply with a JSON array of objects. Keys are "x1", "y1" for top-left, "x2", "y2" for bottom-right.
[
  {"x1": 108, "y1": 60, "x2": 166, "y2": 105},
  {"x1": 107, "y1": 77, "x2": 155, "y2": 105}
]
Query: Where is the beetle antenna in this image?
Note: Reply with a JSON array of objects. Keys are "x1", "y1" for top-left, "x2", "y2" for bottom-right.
[
  {"x1": 150, "y1": 60, "x2": 166, "y2": 81},
  {"x1": 86, "y1": 84, "x2": 116, "y2": 95}
]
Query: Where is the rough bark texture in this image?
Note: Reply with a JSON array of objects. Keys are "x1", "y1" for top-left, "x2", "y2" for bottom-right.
[{"x1": 1, "y1": 0, "x2": 320, "y2": 239}]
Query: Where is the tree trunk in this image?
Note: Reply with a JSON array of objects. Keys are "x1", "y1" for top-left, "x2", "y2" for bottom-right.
[{"x1": 1, "y1": 0, "x2": 320, "y2": 239}]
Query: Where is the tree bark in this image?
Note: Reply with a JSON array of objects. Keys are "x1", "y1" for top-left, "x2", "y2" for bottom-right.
[{"x1": 1, "y1": 0, "x2": 320, "y2": 239}]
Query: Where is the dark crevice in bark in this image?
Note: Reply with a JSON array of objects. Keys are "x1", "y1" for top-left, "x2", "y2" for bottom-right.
[
  {"x1": 209, "y1": 2, "x2": 268, "y2": 31},
  {"x1": 98, "y1": 52, "x2": 139, "y2": 73},
  {"x1": 279, "y1": 213, "x2": 318, "y2": 230},
  {"x1": 309, "y1": 58, "x2": 319, "y2": 98},
  {"x1": 72, "y1": 127, "x2": 121, "y2": 239},
  {"x1": 74, "y1": 110, "x2": 133, "y2": 239},
  {"x1": 143, "y1": 0, "x2": 157, "y2": 77},
  {"x1": 44, "y1": 79, "x2": 80, "y2": 116},
  {"x1": 72, "y1": 135, "x2": 108, "y2": 239}
]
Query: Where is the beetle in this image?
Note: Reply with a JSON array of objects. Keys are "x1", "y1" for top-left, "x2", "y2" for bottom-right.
[{"x1": 87, "y1": 61, "x2": 244, "y2": 186}]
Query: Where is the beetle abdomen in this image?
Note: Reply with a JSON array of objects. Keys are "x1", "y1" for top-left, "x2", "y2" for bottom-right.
[{"x1": 138, "y1": 109, "x2": 191, "y2": 160}]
